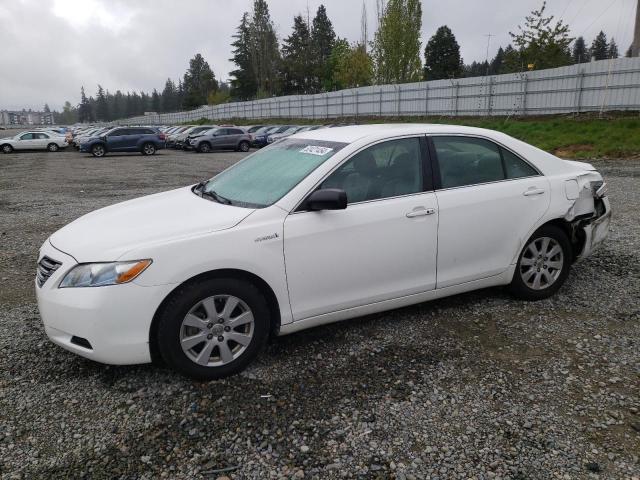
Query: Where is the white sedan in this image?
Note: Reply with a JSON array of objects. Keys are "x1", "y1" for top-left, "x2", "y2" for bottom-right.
[
  {"x1": 1, "y1": 131, "x2": 68, "y2": 153},
  {"x1": 35, "y1": 125, "x2": 611, "y2": 379}
]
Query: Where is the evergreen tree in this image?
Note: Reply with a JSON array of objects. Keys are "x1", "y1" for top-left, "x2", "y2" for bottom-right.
[
  {"x1": 372, "y1": 0, "x2": 423, "y2": 84},
  {"x1": 490, "y1": 47, "x2": 505, "y2": 74},
  {"x1": 572, "y1": 36, "x2": 588, "y2": 63},
  {"x1": 249, "y1": 0, "x2": 281, "y2": 97},
  {"x1": 43, "y1": 104, "x2": 51, "y2": 113},
  {"x1": 311, "y1": 4, "x2": 336, "y2": 91},
  {"x1": 281, "y1": 15, "x2": 313, "y2": 94},
  {"x1": 78, "y1": 87, "x2": 91, "y2": 123},
  {"x1": 151, "y1": 89, "x2": 161, "y2": 112},
  {"x1": 183, "y1": 54, "x2": 218, "y2": 109},
  {"x1": 509, "y1": 1, "x2": 572, "y2": 70},
  {"x1": 423, "y1": 25, "x2": 462, "y2": 80},
  {"x1": 608, "y1": 38, "x2": 619, "y2": 59},
  {"x1": 501, "y1": 44, "x2": 523, "y2": 73},
  {"x1": 230, "y1": 12, "x2": 257, "y2": 99},
  {"x1": 112, "y1": 90, "x2": 124, "y2": 119},
  {"x1": 590, "y1": 31, "x2": 609, "y2": 60},
  {"x1": 161, "y1": 79, "x2": 177, "y2": 112},
  {"x1": 96, "y1": 85, "x2": 109, "y2": 121}
]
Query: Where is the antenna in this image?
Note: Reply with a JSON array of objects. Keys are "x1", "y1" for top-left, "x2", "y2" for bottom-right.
[
  {"x1": 484, "y1": 33, "x2": 494, "y2": 76},
  {"x1": 361, "y1": 0, "x2": 368, "y2": 49}
]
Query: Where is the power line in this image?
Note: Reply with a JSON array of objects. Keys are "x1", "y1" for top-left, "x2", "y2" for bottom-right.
[{"x1": 578, "y1": 0, "x2": 622, "y2": 38}]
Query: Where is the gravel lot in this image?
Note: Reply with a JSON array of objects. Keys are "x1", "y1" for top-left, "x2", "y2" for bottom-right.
[{"x1": 0, "y1": 141, "x2": 638, "y2": 479}]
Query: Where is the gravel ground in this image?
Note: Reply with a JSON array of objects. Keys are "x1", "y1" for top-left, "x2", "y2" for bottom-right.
[{"x1": 0, "y1": 143, "x2": 638, "y2": 479}]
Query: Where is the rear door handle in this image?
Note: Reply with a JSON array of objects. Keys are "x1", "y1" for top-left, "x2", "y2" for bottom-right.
[
  {"x1": 406, "y1": 207, "x2": 436, "y2": 218},
  {"x1": 523, "y1": 187, "x2": 545, "y2": 196}
]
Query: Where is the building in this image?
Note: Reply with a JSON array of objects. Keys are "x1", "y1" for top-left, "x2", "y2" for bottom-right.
[{"x1": 0, "y1": 109, "x2": 54, "y2": 126}]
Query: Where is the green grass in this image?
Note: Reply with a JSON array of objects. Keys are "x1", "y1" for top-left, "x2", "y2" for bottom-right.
[{"x1": 188, "y1": 114, "x2": 640, "y2": 159}]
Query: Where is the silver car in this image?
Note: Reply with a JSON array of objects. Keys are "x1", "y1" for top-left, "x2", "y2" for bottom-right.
[{"x1": 190, "y1": 127, "x2": 252, "y2": 153}]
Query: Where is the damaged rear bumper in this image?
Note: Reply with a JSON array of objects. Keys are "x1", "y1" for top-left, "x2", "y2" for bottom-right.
[{"x1": 577, "y1": 196, "x2": 611, "y2": 260}]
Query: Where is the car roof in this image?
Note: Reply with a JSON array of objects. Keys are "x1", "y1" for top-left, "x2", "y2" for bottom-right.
[{"x1": 293, "y1": 123, "x2": 506, "y2": 144}]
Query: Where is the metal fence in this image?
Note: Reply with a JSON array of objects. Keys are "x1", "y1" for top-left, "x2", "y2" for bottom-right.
[{"x1": 118, "y1": 57, "x2": 640, "y2": 125}]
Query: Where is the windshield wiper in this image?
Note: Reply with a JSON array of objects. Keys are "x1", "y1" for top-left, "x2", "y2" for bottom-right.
[{"x1": 202, "y1": 189, "x2": 232, "y2": 205}]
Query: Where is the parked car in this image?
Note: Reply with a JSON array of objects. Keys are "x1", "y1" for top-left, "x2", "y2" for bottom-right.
[
  {"x1": 79, "y1": 127, "x2": 166, "y2": 157},
  {"x1": 1, "y1": 131, "x2": 69, "y2": 153},
  {"x1": 190, "y1": 127, "x2": 251, "y2": 153},
  {"x1": 174, "y1": 126, "x2": 216, "y2": 149},
  {"x1": 35, "y1": 124, "x2": 611, "y2": 379},
  {"x1": 166, "y1": 126, "x2": 195, "y2": 148},
  {"x1": 251, "y1": 125, "x2": 292, "y2": 148},
  {"x1": 267, "y1": 126, "x2": 313, "y2": 144}
]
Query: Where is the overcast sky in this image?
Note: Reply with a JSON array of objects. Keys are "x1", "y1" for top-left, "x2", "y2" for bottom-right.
[{"x1": 0, "y1": 0, "x2": 635, "y2": 111}]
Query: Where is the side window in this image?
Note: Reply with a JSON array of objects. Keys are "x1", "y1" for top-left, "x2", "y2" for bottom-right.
[
  {"x1": 320, "y1": 137, "x2": 423, "y2": 204},
  {"x1": 110, "y1": 129, "x2": 124, "y2": 136},
  {"x1": 217, "y1": 129, "x2": 229, "y2": 135},
  {"x1": 433, "y1": 136, "x2": 504, "y2": 188},
  {"x1": 230, "y1": 129, "x2": 244, "y2": 135},
  {"x1": 20, "y1": 133, "x2": 35, "y2": 140},
  {"x1": 126, "y1": 128, "x2": 141, "y2": 136},
  {"x1": 502, "y1": 148, "x2": 538, "y2": 179},
  {"x1": 36, "y1": 133, "x2": 49, "y2": 139}
]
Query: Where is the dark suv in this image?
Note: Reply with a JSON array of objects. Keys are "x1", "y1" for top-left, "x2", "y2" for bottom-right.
[{"x1": 80, "y1": 127, "x2": 166, "y2": 157}]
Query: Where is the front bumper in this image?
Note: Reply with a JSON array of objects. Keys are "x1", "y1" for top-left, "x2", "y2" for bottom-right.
[{"x1": 35, "y1": 240, "x2": 176, "y2": 365}]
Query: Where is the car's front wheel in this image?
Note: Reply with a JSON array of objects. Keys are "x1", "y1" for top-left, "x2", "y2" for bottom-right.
[
  {"x1": 47, "y1": 143, "x2": 59, "y2": 152},
  {"x1": 142, "y1": 142, "x2": 156, "y2": 155},
  {"x1": 156, "y1": 278, "x2": 270, "y2": 380},
  {"x1": 91, "y1": 144, "x2": 106, "y2": 158},
  {"x1": 198, "y1": 142, "x2": 212, "y2": 153},
  {"x1": 1, "y1": 144, "x2": 13, "y2": 154},
  {"x1": 509, "y1": 224, "x2": 572, "y2": 300}
]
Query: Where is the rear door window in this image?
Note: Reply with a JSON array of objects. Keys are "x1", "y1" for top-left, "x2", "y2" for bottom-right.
[
  {"x1": 432, "y1": 136, "x2": 505, "y2": 188},
  {"x1": 502, "y1": 148, "x2": 539, "y2": 178}
]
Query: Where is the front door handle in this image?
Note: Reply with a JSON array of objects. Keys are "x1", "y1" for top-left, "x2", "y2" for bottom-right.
[
  {"x1": 406, "y1": 207, "x2": 436, "y2": 218},
  {"x1": 523, "y1": 187, "x2": 545, "y2": 196}
]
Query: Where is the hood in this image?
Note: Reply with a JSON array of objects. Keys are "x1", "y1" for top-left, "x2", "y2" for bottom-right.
[{"x1": 49, "y1": 186, "x2": 254, "y2": 262}]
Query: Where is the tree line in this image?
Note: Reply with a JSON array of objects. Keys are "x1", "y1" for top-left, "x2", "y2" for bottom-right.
[{"x1": 52, "y1": 0, "x2": 632, "y2": 123}]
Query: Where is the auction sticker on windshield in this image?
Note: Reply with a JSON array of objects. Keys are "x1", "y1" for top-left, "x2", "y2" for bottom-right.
[{"x1": 300, "y1": 145, "x2": 334, "y2": 156}]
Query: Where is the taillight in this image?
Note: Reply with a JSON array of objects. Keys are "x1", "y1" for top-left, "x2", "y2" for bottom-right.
[{"x1": 159, "y1": 133, "x2": 166, "y2": 140}]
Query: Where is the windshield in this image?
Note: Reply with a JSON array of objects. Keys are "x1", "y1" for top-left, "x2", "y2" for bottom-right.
[{"x1": 201, "y1": 138, "x2": 347, "y2": 208}]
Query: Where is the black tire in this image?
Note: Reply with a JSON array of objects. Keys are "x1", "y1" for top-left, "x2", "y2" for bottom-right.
[
  {"x1": 47, "y1": 143, "x2": 59, "y2": 152},
  {"x1": 142, "y1": 142, "x2": 156, "y2": 156},
  {"x1": 156, "y1": 277, "x2": 270, "y2": 380},
  {"x1": 198, "y1": 142, "x2": 212, "y2": 153},
  {"x1": 509, "y1": 224, "x2": 572, "y2": 301},
  {"x1": 1, "y1": 144, "x2": 13, "y2": 154},
  {"x1": 238, "y1": 140, "x2": 250, "y2": 152},
  {"x1": 91, "y1": 144, "x2": 106, "y2": 158}
]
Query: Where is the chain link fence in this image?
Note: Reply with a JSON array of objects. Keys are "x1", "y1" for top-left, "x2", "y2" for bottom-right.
[{"x1": 118, "y1": 57, "x2": 640, "y2": 125}]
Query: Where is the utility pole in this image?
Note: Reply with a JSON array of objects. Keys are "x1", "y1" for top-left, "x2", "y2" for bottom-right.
[{"x1": 633, "y1": 0, "x2": 640, "y2": 56}]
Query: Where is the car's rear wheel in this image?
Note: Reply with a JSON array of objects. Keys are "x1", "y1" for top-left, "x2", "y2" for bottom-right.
[
  {"x1": 91, "y1": 144, "x2": 106, "y2": 158},
  {"x1": 47, "y1": 143, "x2": 59, "y2": 152},
  {"x1": 142, "y1": 142, "x2": 156, "y2": 155},
  {"x1": 1, "y1": 144, "x2": 13, "y2": 154},
  {"x1": 509, "y1": 224, "x2": 571, "y2": 300},
  {"x1": 238, "y1": 140, "x2": 250, "y2": 152},
  {"x1": 198, "y1": 142, "x2": 212, "y2": 153},
  {"x1": 156, "y1": 278, "x2": 270, "y2": 380}
]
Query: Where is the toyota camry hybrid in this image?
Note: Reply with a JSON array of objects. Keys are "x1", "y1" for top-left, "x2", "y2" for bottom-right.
[{"x1": 36, "y1": 125, "x2": 611, "y2": 379}]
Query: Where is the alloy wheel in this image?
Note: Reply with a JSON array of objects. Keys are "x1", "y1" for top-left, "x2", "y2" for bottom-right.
[
  {"x1": 519, "y1": 236, "x2": 564, "y2": 290},
  {"x1": 143, "y1": 144, "x2": 155, "y2": 155},
  {"x1": 179, "y1": 295, "x2": 254, "y2": 367}
]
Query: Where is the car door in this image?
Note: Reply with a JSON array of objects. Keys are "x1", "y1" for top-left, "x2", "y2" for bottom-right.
[
  {"x1": 122, "y1": 128, "x2": 142, "y2": 150},
  {"x1": 430, "y1": 135, "x2": 551, "y2": 288},
  {"x1": 34, "y1": 132, "x2": 50, "y2": 148},
  {"x1": 283, "y1": 136, "x2": 439, "y2": 321},
  {"x1": 106, "y1": 128, "x2": 128, "y2": 151},
  {"x1": 227, "y1": 128, "x2": 244, "y2": 147},
  {"x1": 15, "y1": 133, "x2": 36, "y2": 150}
]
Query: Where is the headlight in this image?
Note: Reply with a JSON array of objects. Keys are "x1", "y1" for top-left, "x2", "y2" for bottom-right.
[{"x1": 59, "y1": 260, "x2": 152, "y2": 288}]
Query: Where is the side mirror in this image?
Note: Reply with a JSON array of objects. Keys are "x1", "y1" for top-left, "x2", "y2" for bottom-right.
[
  {"x1": 101, "y1": 135, "x2": 107, "y2": 141},
  {"x1": 307, "y1": 188, "x2": 347, "y2": 211}
]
